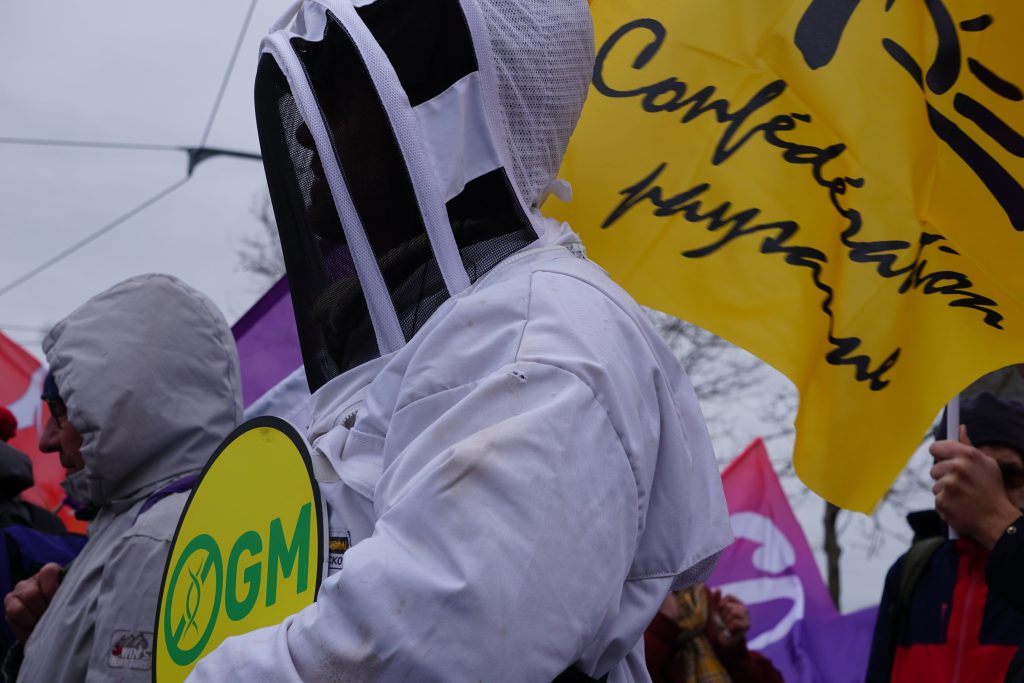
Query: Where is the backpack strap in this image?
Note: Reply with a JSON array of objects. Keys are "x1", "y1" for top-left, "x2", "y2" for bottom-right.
[
  {"x1": 896, "y1": 537, "x2": 945, "y2": 632},
  {"x1": 885, "y1": 537, "x2": 944, "y2": 674}
]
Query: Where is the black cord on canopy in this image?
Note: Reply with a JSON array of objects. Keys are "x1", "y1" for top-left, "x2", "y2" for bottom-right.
[
  {"x1": 199, "y1": 0, "x2": 259, "y2": 148},
  {"x1": 0, "y1": 0, "x2": 263, "y2": 300},
  {"x1": 0, "y1": 138, "x2": 263, "y2": 174},
  {"x1": 0, "y1": 137, "x2": 184, "y2": 153}
]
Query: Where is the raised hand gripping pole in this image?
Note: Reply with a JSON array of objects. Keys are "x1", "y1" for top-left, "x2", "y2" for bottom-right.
[{"x1": 946, "y1": 394, "x2": 961, "y2": 540}]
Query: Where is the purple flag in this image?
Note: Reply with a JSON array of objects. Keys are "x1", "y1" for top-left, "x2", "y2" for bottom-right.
[
  {"x1": 708, "y1": 440, "x2": 876, "y2": 683},
  {"x1": 232, "y1": 277, "x2": 303, "y2": 407}
]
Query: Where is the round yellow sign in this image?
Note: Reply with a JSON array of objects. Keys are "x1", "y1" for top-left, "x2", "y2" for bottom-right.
[{"x1": 154, "y1": 417, "x2": 324, "y2": 682}]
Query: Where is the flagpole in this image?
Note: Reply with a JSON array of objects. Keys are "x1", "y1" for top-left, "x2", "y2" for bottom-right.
[
  {"x1": 946, "y1": 394, "x2": 960, "y2": 540},
  {"x1": 945, "y1": 395, "x2": 960, "y2": 443}
]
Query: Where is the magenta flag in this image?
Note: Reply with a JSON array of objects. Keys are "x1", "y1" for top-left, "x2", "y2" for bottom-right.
[
  {"x1": 233, "y1": 277, "x2": 303, "y2": 407},
  {"x1": 708, "y1": 440, "x2": 877, "y2": 683}
]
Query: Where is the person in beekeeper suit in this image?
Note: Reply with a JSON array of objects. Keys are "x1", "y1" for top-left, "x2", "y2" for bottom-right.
[{"x1": 189, "y1": 1, "x2": 731, "y2": 681}]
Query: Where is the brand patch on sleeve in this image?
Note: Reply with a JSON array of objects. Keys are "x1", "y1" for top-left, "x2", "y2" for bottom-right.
[
  {"x1": 109, "y1": 630, "x2": 154, "y2": 670},
  {"x1": 328, "y1": 533, "x2": 350, "y2": 573}
]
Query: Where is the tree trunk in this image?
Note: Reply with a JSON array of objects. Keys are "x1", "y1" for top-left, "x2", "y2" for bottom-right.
[{"x1": 824, "y1": 502, "x2": 842, "y2": 610}]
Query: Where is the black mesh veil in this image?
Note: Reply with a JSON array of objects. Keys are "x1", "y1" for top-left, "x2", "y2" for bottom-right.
[
  {"x1": 255, "y1": 1, "x2": 538, "y2": 393},
  {"x1": 255, "y1": 54, "x2": 378, "y2": 390}
]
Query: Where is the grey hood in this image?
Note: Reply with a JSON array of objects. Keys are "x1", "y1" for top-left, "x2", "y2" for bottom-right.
[{"x1": 43, "y1": 274, "x2": 243, "y2": 508}]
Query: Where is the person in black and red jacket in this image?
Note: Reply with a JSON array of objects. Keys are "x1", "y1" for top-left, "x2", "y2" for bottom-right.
[{"x1": 866, "y1": 392, "x2": 1024, "y2": 683}]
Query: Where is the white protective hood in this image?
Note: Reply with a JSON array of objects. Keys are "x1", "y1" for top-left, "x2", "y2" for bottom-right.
[
  {"x1": 43, "y1": 274, "x2": 243, "y2": 508},
  {"x1": 253, "y1": 0, "x2": 592, "y2": 391}
]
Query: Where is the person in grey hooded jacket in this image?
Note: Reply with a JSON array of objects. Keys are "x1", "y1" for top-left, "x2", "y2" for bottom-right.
[{"x1": 3, "y1": 274, "x2": 242, "y2": 682}]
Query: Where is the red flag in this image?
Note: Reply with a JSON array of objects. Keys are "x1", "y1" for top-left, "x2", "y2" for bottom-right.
[{"x1": 0, "y1": 332, "x2": 86, "y2": 533}]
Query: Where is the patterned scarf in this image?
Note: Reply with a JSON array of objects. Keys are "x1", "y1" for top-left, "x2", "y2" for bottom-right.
[{"x1": 670, "y1": 586, "x2": 731, "y2": 683}]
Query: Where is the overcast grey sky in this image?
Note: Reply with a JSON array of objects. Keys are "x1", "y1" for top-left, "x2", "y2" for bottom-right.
[{"x1": 0, "y1": 0, "x2": 285, "y2": 352}]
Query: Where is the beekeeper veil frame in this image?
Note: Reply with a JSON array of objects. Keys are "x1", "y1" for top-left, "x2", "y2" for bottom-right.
[{"x1": 255, "y1": 0, "x2": 594, "y2": 391}]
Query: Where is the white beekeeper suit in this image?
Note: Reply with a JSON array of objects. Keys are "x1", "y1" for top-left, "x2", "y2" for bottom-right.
[{"x1": 190, "y1": 0, "x2": 731, "y2": 681}]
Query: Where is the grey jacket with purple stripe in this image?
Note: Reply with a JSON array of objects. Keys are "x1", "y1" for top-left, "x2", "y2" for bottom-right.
[{"x1": 17, "y1": 274, "x2": 242, "y2": 683}]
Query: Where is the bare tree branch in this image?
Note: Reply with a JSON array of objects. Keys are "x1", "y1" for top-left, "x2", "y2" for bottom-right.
[{"x1": 237, "y1": 193, "x2": 285, "y2": 285}]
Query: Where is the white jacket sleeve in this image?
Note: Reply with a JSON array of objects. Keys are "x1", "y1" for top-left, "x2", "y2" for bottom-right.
[{"x1": 189, "y1": 361, "x2": 641, "y2": 681}]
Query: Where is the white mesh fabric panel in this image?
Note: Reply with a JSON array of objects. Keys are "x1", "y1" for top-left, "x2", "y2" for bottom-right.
[
  {"x1": 326, "y1": 0, "x2": 473, "y2": 297},
  {"x1": 474, "y1": 0, "x2": 594, "y2": 208},
  {"x1": 672, "y1": 550, "x2": 723, "y2": 590},
  {"x1": 263, "y1": 32, "x2": 406, "y2": 356}
]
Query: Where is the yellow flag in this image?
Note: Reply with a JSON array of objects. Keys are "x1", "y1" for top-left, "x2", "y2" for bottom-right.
[
  {"x1": 552, "y1": 0, "x2": 1024, "y2": 511},
  {"x1": 155, "y1": 418, "x2": 324, "y2": 681}
]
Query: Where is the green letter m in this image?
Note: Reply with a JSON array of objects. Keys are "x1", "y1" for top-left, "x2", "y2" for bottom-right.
[{"x1": 265, "y1": 502, "x2": 311, "y2": 607}]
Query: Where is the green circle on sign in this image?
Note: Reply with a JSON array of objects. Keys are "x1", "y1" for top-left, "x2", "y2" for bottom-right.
[
  {"x1": 154, "y1": 418, "x2": 323, "y2": 682},
  {"x1": 163, "y1": 533, "x2": 224, "y2": 666}
]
